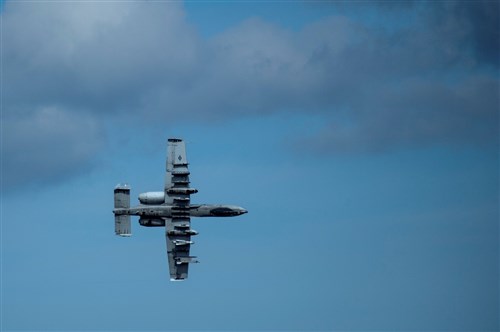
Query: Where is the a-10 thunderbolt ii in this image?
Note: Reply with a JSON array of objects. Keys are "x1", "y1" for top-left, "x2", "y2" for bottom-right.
[{"x1": 113, "y1": 138, "x2": 247, "y2": 281}]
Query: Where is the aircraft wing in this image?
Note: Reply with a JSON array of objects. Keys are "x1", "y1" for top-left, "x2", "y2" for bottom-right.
[
  {"x1": 164, "y1": 138, "x2": 198, "y2": 280},
  {"x1": 165, "y1": 218, "x2": 198, "y2": 280}
]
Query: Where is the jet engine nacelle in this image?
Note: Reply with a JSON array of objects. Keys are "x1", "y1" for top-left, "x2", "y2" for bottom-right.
[
  {"x1": 139, "y1": 218, "x2": 165, "y2": 227},
  {"x1": 138, "y1": 191, "x2": 165, "y2": 205}
]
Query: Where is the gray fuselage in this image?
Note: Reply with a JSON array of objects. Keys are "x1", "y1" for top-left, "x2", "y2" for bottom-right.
[{"x1": 114, "y1": 204, "x2": 247, "y2": 218}]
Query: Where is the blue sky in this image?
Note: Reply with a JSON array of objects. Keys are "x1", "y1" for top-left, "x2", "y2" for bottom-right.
[{"x1": 1, "y1": 1, "x2": 499, "y2": 330}]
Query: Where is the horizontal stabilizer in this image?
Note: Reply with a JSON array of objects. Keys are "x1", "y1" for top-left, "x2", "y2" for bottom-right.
[
  {"x1": 115, "y1": 215, "x2": 131, "y2": 236},
  {"x1": 114, "y1": 184, "x2": 131, "y2": 236},
  {"x1": 114, "y1": 184, "x2": 130, "y2": 209}
]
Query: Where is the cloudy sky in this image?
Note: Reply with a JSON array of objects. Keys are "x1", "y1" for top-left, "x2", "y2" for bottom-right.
[{"x1": 1, "y1": 1, "x2": 499, "y2": 330}]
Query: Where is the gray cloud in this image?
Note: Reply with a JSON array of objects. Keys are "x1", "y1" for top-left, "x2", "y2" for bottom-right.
[
  {"x1": 304, "y1": 75, "x2": 499, "y2": 153},
  {"x1": 422, "y1": 1, "x2": 499, "y2": 67},
  {"x1": 2, "y1": 1, "x2": 498, "y2": 189},
  {"x1": 3, "y1": 1, "x2": 200, "y2": 112},
  {"x1": 3, "y1": 1, "x2": 197, "y2": 190},
  {"x1": 3, "y1": 106, "x2": 103, "y2": 192}
]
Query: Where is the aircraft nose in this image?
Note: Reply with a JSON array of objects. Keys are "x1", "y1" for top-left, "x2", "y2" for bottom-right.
[{"x1": 241, "y1": 208, "x2": 248, "y2": 214}]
